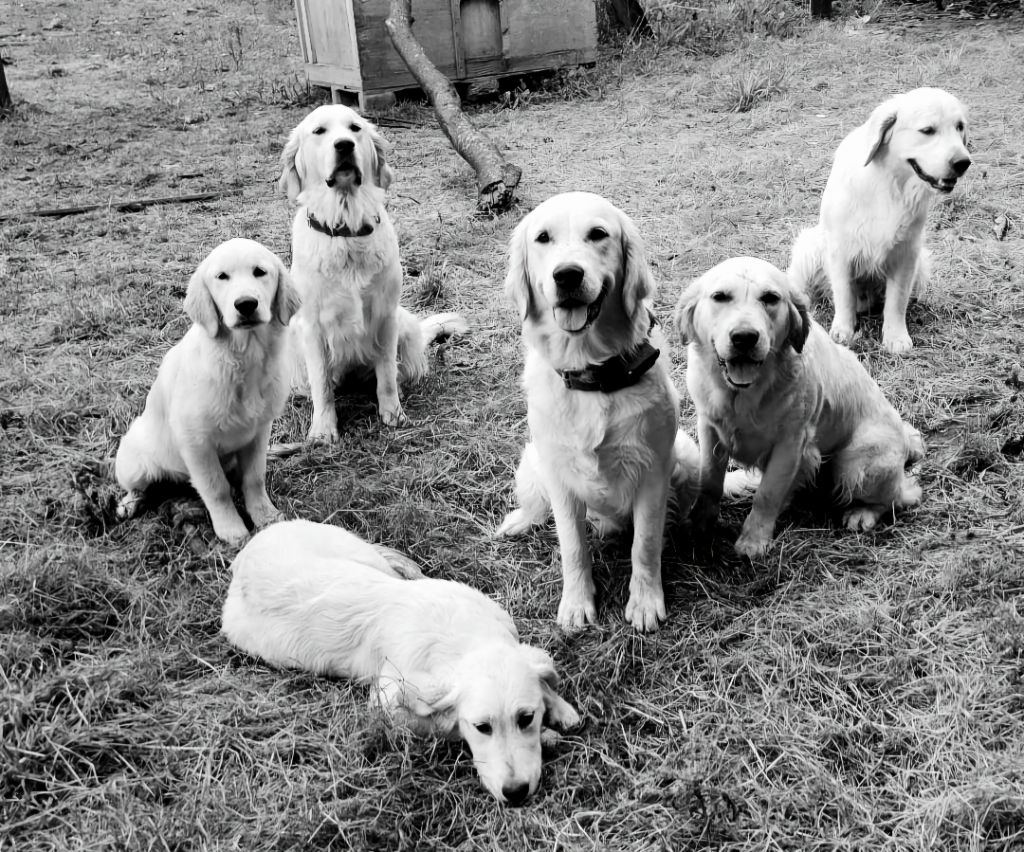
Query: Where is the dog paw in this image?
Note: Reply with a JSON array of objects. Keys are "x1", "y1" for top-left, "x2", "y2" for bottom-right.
[
  {"x1": 625, "y1": 585, "x2": 665, "y2": 632},
  {"x1": 844, "y1": 506, "x2": 880, "y2": 531},
  {"x1": 249, "y1": 505, "x2": 284, "y2": 528},
  {"x1": 306, "y1": 423, "x2": 339, "y2": 444},
  {"x1": 211, "y1": 515, "x2": 250, "y2": 546},
  {"x1": 734, "y1": 529, "x2": 771, "y2": 559},
  {"x1": 546, "y1": 703, "x2": 581, "y2": 732},
  {"x1": 829, "y1": 323, "x2": 856, "y2": 347},
  {"x1": 556, "y1": 592, "x2": 597, "y2": 630},
  {"x1": 882, "y1": 332, "x2": 913, "y2": 355},
  {"x1": 380, "y1": 405, "x2": 409, "y2": 427},
  {"x1": 494, "y1": 509, "x2": 532, "y2": 538},
  {"x1": 116, "y1": 490, "x2": 145, "y2": 520}
]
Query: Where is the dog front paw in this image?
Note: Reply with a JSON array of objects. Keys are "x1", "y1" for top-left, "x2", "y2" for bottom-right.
[
  {"x1": 843, "y1": 506, "x2": 881, "y2": 531},
  {"x1": 116, "y1": 490, "x2": 145, "y2": 520},
  {"x1": 556, "y1": 589, "x2": 597, "y2": 630},
  {"x1": 882, "y1": 330, "x2": 913, "y2": 355},
  {"x1": 307, "y1": 420, "x2": 339, "y2": 444},
  {"x1": 829, "y1": 321, "x2": 856, "y2": 348},
  {"x1": 248, "y1": 503, "x2": 284, "y2": 528},
  {"x1": 625, "y1": 581, "x2": 665, "y2": 632},
  {"x1": 213, "y1": 521, "x2": 250, "y2": 547},
  {"x1": 734, "y1": 528, "x2": 772, "y2": 559},
  {"x1": 380, "y1": 405, "x2": 409, "y2": 427},
  {"x1": 495, "y1": 509, "x2": 531, "y2": 538}
]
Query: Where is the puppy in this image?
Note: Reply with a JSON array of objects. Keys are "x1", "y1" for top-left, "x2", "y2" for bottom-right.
[
  {"x1": 496, "y1": 192, "x2": 703, "y2": 632},
  {"x1": 789, "y1": 87, "x2": 971, "y2": 354},
  {"x1": 221, "y1": 520, "x2": 580, "y2": 805},
  {"x1": 675, "y1": 256, "x2": 924, "y2": 558},
  {"x1": 115, "y1": 239, "x2": 299, "y2": 544},
  {"x1": 279, "y1": 104, "x2": 467, "y2": 441}
]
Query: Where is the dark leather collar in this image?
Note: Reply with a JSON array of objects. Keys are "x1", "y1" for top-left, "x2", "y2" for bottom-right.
[
  {"x1": 306, "y1": 211, "x2": 380, "y2": 238},
  {"x1": 556, "y1": 311, "x2": 661, "y2": 393}
]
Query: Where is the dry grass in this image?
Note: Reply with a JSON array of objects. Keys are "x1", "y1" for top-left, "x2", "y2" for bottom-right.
[{"x1": 3, "y1": 1, "x2": 1024, "y2": 849}]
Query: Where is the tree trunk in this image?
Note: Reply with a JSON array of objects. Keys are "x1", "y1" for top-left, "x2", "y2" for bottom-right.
[
  {"x1": 384, "y1": 0, "x2": 521, "y2": 212},
  {"x1": 0, "y1": 60, "x2": 12, "y2": 116}
]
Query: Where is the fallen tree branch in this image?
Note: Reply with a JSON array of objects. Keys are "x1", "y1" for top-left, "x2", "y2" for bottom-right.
[
  {"x1": 0, "y1": 188, "x2": 243, "y2": 221},
  {"x1": 384, "y1": 0, "x2": 521, "y2": 212}
]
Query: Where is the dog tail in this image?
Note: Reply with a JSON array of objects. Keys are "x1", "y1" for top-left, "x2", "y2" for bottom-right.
[
  {"x1": 372, "y1": 544, "x2": 425, "y2": 580},
  {"x1": 420, "y1": 311, "x2": 469, "y2": 344},
  {"x1": 904, "y1": 423, "x2": 926, "y2": 465},
  {"x1": 787, "y1": 225, "x2": 829, "y2": 299},
  {"x1": 395, "y1": 309, "x2": 468, "y2": 383},
  {"x1": 723, "y1": 468, "x2": 761, "y2": 498},
  {"x1": 671, "y1": 430, "x2": 702, "y2": 513}
]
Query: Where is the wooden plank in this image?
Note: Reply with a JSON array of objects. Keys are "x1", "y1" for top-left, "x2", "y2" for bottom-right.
[{"x1": 0, "y1": 189, "x2": 244, "y2": 222}]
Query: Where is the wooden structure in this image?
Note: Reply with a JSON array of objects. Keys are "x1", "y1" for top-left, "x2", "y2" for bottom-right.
[{"x1": 294, "y1": 0, "x2": 598, "y2": 109}]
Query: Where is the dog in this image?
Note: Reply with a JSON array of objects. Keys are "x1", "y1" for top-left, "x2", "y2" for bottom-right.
[
  {"x1": 115, "y1": 238, "x2": 299, "y2": 544},
  {"x1": 495, "y1": 191, "x2": 706, "y2": 632},
  {"x1": 788, "y1": 87, "x2": 971, "y2": 354},
  {"x1": 221, "y1": 520, "x2": 580, "y2": 805},
  {"x1": 279, "y1": 104, "x2": 467, "y2": 442},
  {"x1": 675, "y1": 256, "x2": 925, "y2": 559}
]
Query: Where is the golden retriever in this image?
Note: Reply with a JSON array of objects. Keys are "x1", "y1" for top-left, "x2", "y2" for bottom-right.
[
  {"x1": 279, "y1": 104, "x2": 467, "y2": 442},
  {"x1": 495, "y1": 191, "x2": 703, "y2": 632},
  {"x1": 789, "y1": 87, "x2": 971, "y2": 354},
  {"x1": 221, "y1": 520, "x2": 580, "y2": 805},
  {"x1": 675, "y1": 256, "x2": 924, "y2": 559},
  {"x1": 115, "y1": 238, "x2": 299, "y2": 544}
]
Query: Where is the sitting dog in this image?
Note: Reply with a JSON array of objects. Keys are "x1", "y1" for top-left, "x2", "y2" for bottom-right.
[
  {"x1": 221, "y1": 520, "x2": 580, "y2": 805},
  {"x1": 279, "y1": 104, "x2": 467, "y2": 441},
  {"x1": 495, "y1": 191, "x2": 704, "y2": 631},
  {"x1": 115, "y1": 239, "x2": 299, "y2": 544},
  {"x1": 675, "y1": 256, "x2": 924, "y2": 558},
  {"x1": 788, "y1": 87, "x2": 971, "y2": 354}
]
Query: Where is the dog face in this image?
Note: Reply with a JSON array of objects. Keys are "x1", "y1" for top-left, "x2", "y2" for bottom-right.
[
  {"x1": 422, "y1": 643, "x2": 576, "y2": 805},
  {"x1": 184, "y1": 238, "x2": 299, "y2": 337},
  {"x1": 505, "y1": 192, "x2": 652, "y2": 353},
  {"x1": 278, "y1": 104, "x2": 392, "y2": 202},
  {"x1": 675, "y1": 257, "x2": 809, "y2": 390},
  {"x1": 864, "y1": 87, "x2": 971, "y2": 193}
]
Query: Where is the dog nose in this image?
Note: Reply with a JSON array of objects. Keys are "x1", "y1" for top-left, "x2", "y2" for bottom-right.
[
  {"x1": 501, "y1": 781, "x2": 530, "y2": 807},
  {"x1": 552, "y1": 264, "x2": 584, "y2": 291},
  {"x1": 334, "y1": 138, "x2": 355, "y2": 154},
  {"x1": 730, "y1": 329, "x2": 760, "y2": 352},
  {"x1": 951, "y1": 157, "x2": 971, "y2": 177},
  {"x1": 234, "y1": 296, "x2": 259, "y2": 317}
]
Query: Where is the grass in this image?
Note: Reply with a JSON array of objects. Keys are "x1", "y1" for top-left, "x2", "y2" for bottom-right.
[{"x1": 3, "y1": 0, "x2": 1024, "y2": 849}]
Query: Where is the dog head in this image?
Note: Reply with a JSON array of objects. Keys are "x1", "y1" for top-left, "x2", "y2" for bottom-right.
[
  {"x1": 412, "y1": 642, "x2": 579, "y2": 806},
  {"x1": 505, "y1": 191, "x2": 653, "y2": 366},
  {"x1": 184, "y1": 238, "x2": 299, "y2": 337},
  {"x1": 863, "y1": 87, "x2": 971, "y2": 193},
  {"x1": 674, "y1": 256, "x2": 809, "y2": 391}
]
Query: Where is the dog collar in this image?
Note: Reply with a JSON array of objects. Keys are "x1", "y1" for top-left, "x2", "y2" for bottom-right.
[
  {"x1": 556, "y1": 312, "x2": 661, "y2": 393},
  {"x1": 306, "y1": 211, "x2": 380, "y2": 238}
]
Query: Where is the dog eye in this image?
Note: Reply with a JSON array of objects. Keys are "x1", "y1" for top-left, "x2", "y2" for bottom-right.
[
  {"x1": 956, "y1": 121, "x2": 965, "y2": 133},
  {"x1": 919, "y1": 126, "x2": 936, "y2": 136},
  {"x1": 587, "y1": 227, "x2": 608, "y2": 241},
  {"x1": 710, "y1": 291, "x2": 731, "y2": 303},
  {"x1": 349, "y1": 123, "x2": 361, "y2": 132},
  {"x1": 516, "y1": 712, "x2": 535, "y2": 730},
  {"x1": 474, "y1": 722, "x2": 493, "y2": 736},
  {"x1": 253, "y1": 266, "x2": 267, "y2": 278},
  {"x1": 312, "y1": 126, "x2": 326, "y2": 135},
  {"x1": 216, "y1": 272, "x2": 229, "y2": 281},
  {"x1": 535, "y1": 231, "x2": 550, "y2": 244},
  {"x1": 761, "y1": 292, "x2": 780, "y2": 306}
]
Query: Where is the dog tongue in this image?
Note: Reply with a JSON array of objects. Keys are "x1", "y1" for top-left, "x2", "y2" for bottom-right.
[
  {"x1": 554, "y1": 305, "x2": 590, "y2": 332},
  {"x1": 727, "y1": 360, "x2": 761, "y2": 386}
]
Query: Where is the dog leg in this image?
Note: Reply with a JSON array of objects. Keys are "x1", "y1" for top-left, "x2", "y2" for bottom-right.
[
  {"x1": 237, "y1": 424, "x2": 284, "y2": 529},
  {"x1": 549, "y1": 487, "x2": 595, "y2": 629},
  {"x1": 826, "y1": 252, "x2": 857, "y2": 347},
  {"x1": 624, "y1": 467, "x2": 670, "y2": 631},
  {"x1": 495, "y1": 443, "x2": 551, "y2": 537},
  {"x1": 734, "y1": 434, "x2": 805, "y2": 558},
  {"x1": 690, "y1": 415, "x2": 730, "y2": 535},
  {"x1": 375, "y1": 313, "x2": 408, "y2": 426},
  {"x1": 881, "y1": 245, "x2": 917, "y2": 354},
  {"x1": 299, "y1": 320, "x2": 340, "y2": 443},
  {"x1": 179, "y1": 443, "x2": 249, "y2": 544}
]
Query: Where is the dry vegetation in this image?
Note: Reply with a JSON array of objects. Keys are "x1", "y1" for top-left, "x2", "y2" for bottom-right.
[{"x1": 3, "y1": 1, "x2": 1024, "y2": 849}]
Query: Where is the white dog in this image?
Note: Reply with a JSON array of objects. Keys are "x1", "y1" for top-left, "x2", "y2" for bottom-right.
[
  {"x1": 115, "y1": 239, "x2": 299, "y2": 544},
  {"x1": 221, "y1": 520, "x2": 580, "y2": 805},
  {"x1": 279, "y1": 104, "x2": 467, "y2": 441},
  {"x1": 495, "y1": 192, "x2": 705, "y2": 632},
  {"x1": 789, "y1": 87, "x2": 971, "y2": 354},
  {"x1": 675, "y1": 257, "x2": 924, "y2": 559}
]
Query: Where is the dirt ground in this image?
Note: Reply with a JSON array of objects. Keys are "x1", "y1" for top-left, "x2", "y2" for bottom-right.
[{"x1": 2, "y1": 1, "x2": 1024, "y2": 850}]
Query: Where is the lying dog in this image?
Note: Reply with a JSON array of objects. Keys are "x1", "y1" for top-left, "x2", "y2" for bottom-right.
[
  {"x1": 221, "y1": 520, "x2": 580, "y2": 805},
  {"x1": 115, "y1": 238, "x2": 299, "y2": 544},
  {"x1": 496, "y1": 191, "x2": 703, "y2": 631},
  {"x1": 279, "y1": 104, "x2": 467, "y2": 441},
  {"x1": 789, "y1": 87, "x2": 971, "y2": 354},
  {"x1": 675, "y1": 256, "x2": 924, "y2": 558}
]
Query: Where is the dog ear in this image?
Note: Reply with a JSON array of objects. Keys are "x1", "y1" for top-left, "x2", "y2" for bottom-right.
[
  {"x1": 619, "y1": 211, "x2": 654, "y2": 318},
  {"x1": 864, "y1": 103, "x2": 898, "y2": 166},
  {"x1": 278, "y1": 125, "x2": 303, "y2": 201},
  {"x1": 370, "y1": 126, "x2": 394, "y2": 191},
  {"x1": 184, "y1": 258, "x2": 221, "y2": 337},
  {"x1": 504, "y1": 216, "x2": 534, "y2": 322},
  {"x1": 271, "y1": 257, "x2": 301, "y2": 326},
  {"x1": 520, "y1": 646, "x2": 580, "y2": 731},
  {"x1": 672, "y1": 282, "x2": 700, "y2": 346},
  {"x1": 786, "y1": 285, "x2": 811, "y2": 353}
]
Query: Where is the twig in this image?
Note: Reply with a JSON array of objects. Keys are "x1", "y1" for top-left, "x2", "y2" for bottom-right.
[{"x1": 0, "y1": 188, "x2": 244, "y2": 222}]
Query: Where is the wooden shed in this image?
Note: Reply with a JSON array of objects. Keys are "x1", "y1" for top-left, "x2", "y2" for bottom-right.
[{"x1": 293, "y1": 0, "x2": 598, "y2": 109}]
